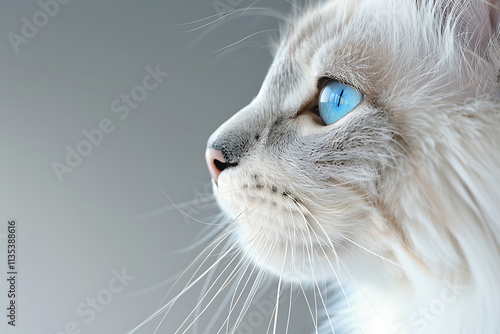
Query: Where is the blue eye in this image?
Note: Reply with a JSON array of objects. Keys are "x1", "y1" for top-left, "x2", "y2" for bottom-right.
[{"x1": 318, "y1": 81, "x2": 364, "y2": 125}]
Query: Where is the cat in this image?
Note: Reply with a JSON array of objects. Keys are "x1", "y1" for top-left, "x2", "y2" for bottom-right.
[
  {"x1": 128, "y1": 0, "x2": 500, "y2": 333},
  {"x1": 203, "y1": 0, "x2": 500, "y2": 333}
]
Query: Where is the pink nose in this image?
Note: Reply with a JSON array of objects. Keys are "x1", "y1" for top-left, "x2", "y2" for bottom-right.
[{"x1": 205, "y1": 148, "x2": 227, "y2": 184}]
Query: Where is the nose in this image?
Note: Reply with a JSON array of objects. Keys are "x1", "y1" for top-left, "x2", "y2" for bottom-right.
[{"x1": 205, "y1": 147, "x2": 236, "y2": 184}]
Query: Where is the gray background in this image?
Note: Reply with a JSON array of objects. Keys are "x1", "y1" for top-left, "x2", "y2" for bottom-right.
[{"x1": 0, "y1": 0, "x2": 318, "y2": 333}]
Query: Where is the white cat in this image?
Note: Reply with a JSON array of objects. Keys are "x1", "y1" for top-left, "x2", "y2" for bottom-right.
[{"x1": 202, "y1": 0, "x2": 500, "y2": 333}]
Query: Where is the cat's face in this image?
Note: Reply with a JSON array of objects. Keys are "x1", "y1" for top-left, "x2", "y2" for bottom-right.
[{"x1": 205, "y1": 0, "x2": 500, "y2": 283}]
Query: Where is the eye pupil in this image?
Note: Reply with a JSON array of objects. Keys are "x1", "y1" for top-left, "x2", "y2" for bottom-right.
[
  {"x1": 337, "y1": 89, "x2": 344, "y2": 107},
  {"x1": 318, "y1": 81, "x2": 364, "y2": 125}
]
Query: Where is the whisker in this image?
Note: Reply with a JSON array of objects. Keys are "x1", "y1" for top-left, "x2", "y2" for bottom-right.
[
  {"x1": 155, "y1": 236, "x2": 243, "y2": 333},
  {"x1": 154, "y1": 213, "x2": 243, "y2": 312},
  {"x1": 173, "y1": 246, "x2": 247, "y2": 334},
  {"x1": 213, "y1": 29, "x2": 281, "y2": 54},
  {"x1": 169, "y1": 216, "x2": 227, "y2": 254},
  {"x1": 191, "y1": 230, "x2": 272, "y2": 333},
  {"x1": 230, "y1": 236, "x2": 278, "y2": 333},
  {"x1": 285, "y1": 282, "x2": 293, "y2": 334},
  {"x1": 289, "y1": 210, "x2": 320, "y2": 330},
  {"x1": 150, "y1": 241, "x2": 240, "y2": 333},
  {"x1": 192, "y1": 237, "x2": 235, "y2": 334},
  {"x1": 157, "y1": 184, "x2": 224, "y2": 226},
  {"x1": 335, "y1": 256, "x2": 395, "y2": 333},
  {"x1": 219, "y1": 257, "x2": 255, "y2": 334},
  {"x1": 229, "y1": 264, "x2": 268, "y2": 334},
  {"x1": 201, "y1": 216, "x2": 271, "y2": 334},
  {"x1": 181, "y1": 8, "x2": 251, "y2": 33},
  {"x1": 128, "y1": 186, "x2": 245, "y2": 224},
  {"x1": 180, "y1": 7, "x2": 294, "y2": 56},
  {"x1": 212, "y1": 43, "x2": 271, "y2": 64},
  {"x1": 183, "y1": 7, "x2": 291, "y2": 33},
  {"x1": 272, "y1": 241, "x2": 288, "y2": 334},
  {"x1": 217, "y1": 234, "x2": 272, "y2": 334},
  {"x1": 290, "y1": 198, "x2": 357, "y2": 333},
  {"x1": 235, "y1": 45, "x2": 273, "y2": 65},
  {"x1": 165, "y1": 8, "x2": 242, "y2": 27},
  {"x1": 126, "y1": 210, "x2": 248, "y2": 334},
  {"x1": 291, "y1": 195, "x2": 396, "y2": 332},
  {"x1": 125, "y1": 244, "x2": 230, "y2": 334},
  {"x1": 126, "y1": 200, "x2": 218, "y2": 222},
  {"x1": 338, "y1": 234, "x2": 403, "y2": 269},
  {"x1": 289, "y1": 204, "x2": 337, "y2": 334},
  {"x1": 120, "y1": 272, "x2": 180, "y2": 298},
  {"x1": 201, "y1": 269, "x2": 248, "y2": 334}
]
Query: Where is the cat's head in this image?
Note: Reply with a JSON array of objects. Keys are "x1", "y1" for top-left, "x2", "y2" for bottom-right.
[{"x1": 205, "y1": 0, "x2": 500, "y2": 284}]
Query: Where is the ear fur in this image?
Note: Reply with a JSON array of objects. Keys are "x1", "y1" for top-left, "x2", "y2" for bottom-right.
[
  {"x1": 461, "y1": 0, "x2": 499, "y2": 54},
  {"x1": 480, "y1": 0, "x2": 500, "y2": 87},
  {"x1": 486, "y1": 0, "x2": 500, "y2": 33}
]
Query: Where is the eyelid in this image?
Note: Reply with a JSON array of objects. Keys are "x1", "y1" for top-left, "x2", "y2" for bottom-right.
[
  {"x1": 318, "y1": 76, "x2": 365, "y2": 97},
  {"x1": 316, "y1": 77, "x2": 332, "y2": 91},
  {"x1": 296, "y1": 77, "x2": 334, "y2": 113}
]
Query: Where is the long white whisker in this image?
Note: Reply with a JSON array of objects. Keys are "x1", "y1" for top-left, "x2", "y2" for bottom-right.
[
  {"x1": 218, "y1": 234, "x2": 273, "y2": 334},
  {"x1": 339, "y1": 234, "x2": 403, "y2": 269},
  {"x1": 183, "y1": 7, "x2": 291, "y2": 33},
  {"x1": 212, "y1": 43, "x2": 271, "y2": 64},
  {"x1": 170, "y1": 217, "x2": 227, "y2": 254},
  {"x1": 125, "y1": 242, "x2": 234, "y2": 334},
  {"x1": 201, "y1": 268, "x2": 248, "y2": 334},
  {"x1": 174, "y1": 246, "x2": 248, "y2": 334},
  {"x1": 290, "y1": 206, "x2": 336, "y2": 334},
  {"x1": 120, "y1": 272, "x2": 180, "y2": 298},
  {"x1": 293, "y1": 197, "x2": 395, "y2": 332},
  {"x1": 213, "y1": 29, "x2": 280, "y2": 54},
  {"x1": 192, "y1": 237, "x2": 235, "y2": 334},
  {"x1": 154, "y1": 214, "x2": 243, "y2": 312},
  {"x1": 165, "y1": 8, "x2": 244, "y2": 27},
  {"x1": 290, "y1": 210, "x2": 321, "y2": 330},
  {"x1": 218, "y1": 257, "x2": 255, "y2": 334},
  {"x1": 151, "y1": 241, "x2": 241, "y2": 334},
  {"x1": 157, "y1": 198, "x2": 265, "y2": 314},
  {"x1": 126, "y1": 211, "x2": 246, "y2": 334},
  {"x1": 229, "y1": 264, "x2": 268, "y2": 334},
  {"x1": 204, "y1": 214, "x2": 269, "y2": 334},
  {"x1": 288, "y1": 198, "x2": 360, "y2": 331},
  {"x1": 335, "y1": 256, "x2": 395, "y2": 333},
  {"x1": 286, "y1": 281, "x2": 293, "y2": 334},
  {"x1": 126, "y1": 201, "x2": 218, "y2": 222},
  {"x1": 230, "y1": 235, "x2": 278, "y2": 333},
  {"x1": 272, "y1": 241, "x2": 288, "y2": 334},
  {"x1": 157, "y1": 184, "x2": 222, "y2": 226}
]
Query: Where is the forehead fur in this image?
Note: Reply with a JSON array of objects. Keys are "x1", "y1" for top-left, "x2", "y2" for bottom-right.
[{"x1": 260, "y1": 0, "x2": 499, "y2": 111}]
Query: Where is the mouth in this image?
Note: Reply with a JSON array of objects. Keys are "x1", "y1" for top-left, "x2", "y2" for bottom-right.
[
  {"x1": 211, "y1": 168, "x2": 369, "y2": 280},
  {"x1": 216, "y1": 175, "x2": 332, "y2": 244}
]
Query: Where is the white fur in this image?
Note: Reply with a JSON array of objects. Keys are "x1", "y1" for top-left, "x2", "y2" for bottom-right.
[{"x1": 205, "y1": 0, "x2": 500, "y2": 333}]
